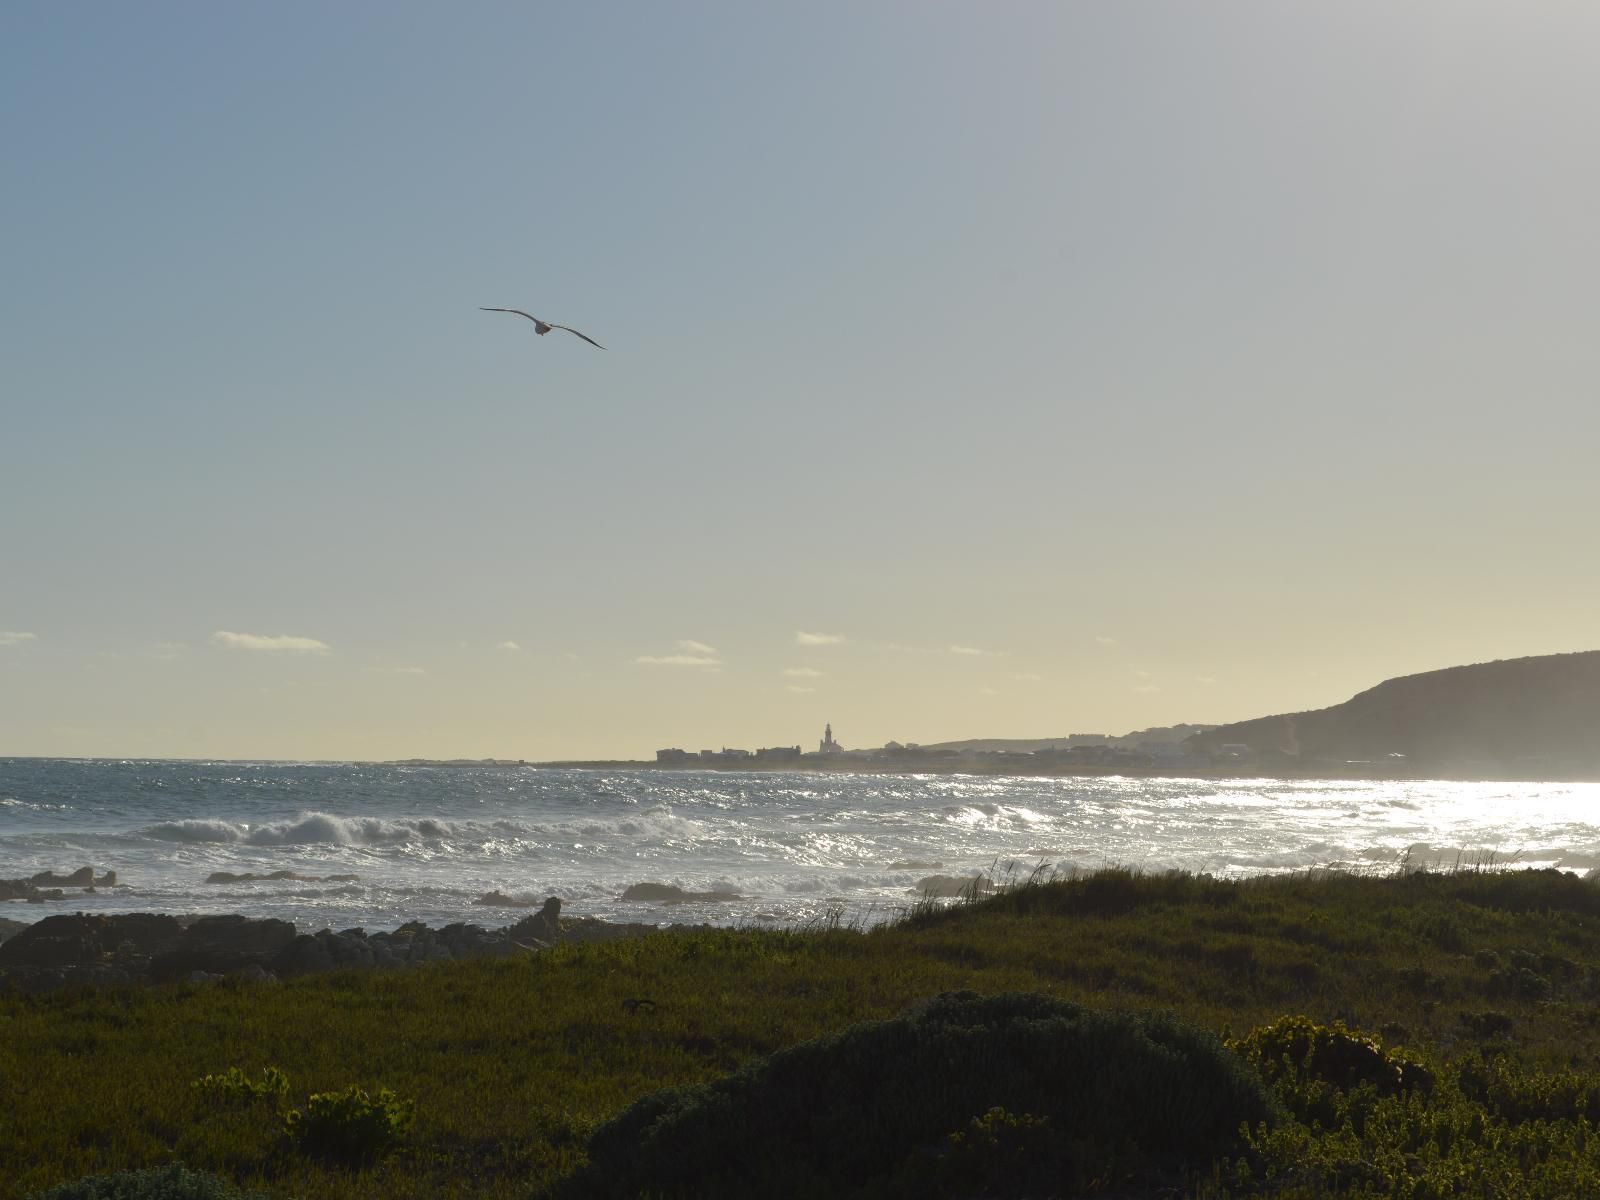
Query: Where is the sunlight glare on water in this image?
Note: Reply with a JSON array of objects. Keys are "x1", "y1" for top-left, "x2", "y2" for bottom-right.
[{"x1": 2, "y1": 761, "x2": 1598, "y2": 931}]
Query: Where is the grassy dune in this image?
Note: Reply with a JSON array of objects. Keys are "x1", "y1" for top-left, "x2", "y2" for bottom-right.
[{"x1": 6, "y1": 866, "x2": 1600, "y2": 1197}]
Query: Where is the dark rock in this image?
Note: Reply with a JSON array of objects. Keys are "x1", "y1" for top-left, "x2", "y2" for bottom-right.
[
  {"x1": 206, "y1": 870, "x2": 360, "y2": 884},
  {"x1": 29, "y1": 866, "x2": 95, "y2": 887},
  {"x1": 273, "y1": 932, "x2": 335, "y2": 976},
  {"x1": 272, "y1": 929, "x2": 381, "y2": 977},
  {"x1": 472, "y1": 889, "x2": 539, "y2": 907},
  {"x1": 621, "y1": 883, "x2": 741, "y2": 904},
  {"x1": 149, "y1": 915, "x2": 298, "y2": 982},
  {"x1": 510, "y1": 896, "x2": 563, "y2": 945},
  {"x1": 0, "y1": 913, "x2": 183, "y2": 969},
  {"x1": 1, "y1": 905, "x2": 684, "y2": 992}
]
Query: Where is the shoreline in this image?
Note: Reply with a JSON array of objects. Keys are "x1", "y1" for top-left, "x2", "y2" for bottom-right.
[
  {"x1": 477, "y1": 760, "x2": 1600, "y2": 784},
  {"x1": 9, "y1": 755, "x2": 1598, "y2": 782},
  {"x1": 0, "y1": 905, "x2": 704, "y2": 994}
]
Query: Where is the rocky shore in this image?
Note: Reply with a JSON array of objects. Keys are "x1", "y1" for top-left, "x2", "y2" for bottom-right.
[
  {"x1": 0, "y1": 867, "x2": 740, "y2": 992},
  {"x1": 1, "y1": 866, "x2": 119, "y2": 904},
  {"x1": 0, "y1": 890, "x2": 708, "y2": 995}
]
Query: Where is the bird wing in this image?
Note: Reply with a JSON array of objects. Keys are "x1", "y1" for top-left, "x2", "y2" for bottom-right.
[
  {"x1": 549, "y1": 324, "x2": 606, "y2": 350},
  {"x1": 479, "y1": 307, "x2": 543, "y2": 324}
]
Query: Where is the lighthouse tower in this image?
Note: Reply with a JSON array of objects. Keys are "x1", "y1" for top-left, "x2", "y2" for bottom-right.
[{"x1": 819, "y1": 723, "x2": 844, "y2": 754}]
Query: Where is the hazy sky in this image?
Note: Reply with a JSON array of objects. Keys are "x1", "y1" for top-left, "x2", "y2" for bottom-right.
[{"x1": 3, "y1": 3, "x2": 1596, "y2": 760}]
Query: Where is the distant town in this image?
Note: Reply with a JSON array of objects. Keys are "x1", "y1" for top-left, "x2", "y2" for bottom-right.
[
  {"x1": 385, "y1": 648, "x2": 1600, "y2": 782},
  {"x1": 642, "y1": 721, "x2": 1251, "y2": 774}
]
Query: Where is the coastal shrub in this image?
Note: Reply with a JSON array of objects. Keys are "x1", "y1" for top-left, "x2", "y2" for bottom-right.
[
  {"x1": 25, "y1": 1163, "x2": 263, "y2": 1200},
  {"x1": 1232, "y1": 1014, "x2": 1432, "y2": 1097},
  {"x1": 568, "y1": 990, "x2": 1276, "y2": 1198},
  {"x1": 1460, "y1": 1009, "x2": 1516, "y2": 1039},
  {"x1": 283, "y1": 1084, "x2": 415, "y2": 1164},
  {"x1": 898, "y1": 1106, "x2": 1071, "y2": 1198},
  {"x1": 16, "y1": 867, "x2": 1600, "y2": 1197},
  {"x1": 189, "y1": 1067, "x2": 288, "y2": 1107}
]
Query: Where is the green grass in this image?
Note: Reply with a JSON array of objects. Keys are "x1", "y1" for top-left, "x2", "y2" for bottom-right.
[{"x1": 5, "y1": 865, "x2": 1600, "y2": 1197}]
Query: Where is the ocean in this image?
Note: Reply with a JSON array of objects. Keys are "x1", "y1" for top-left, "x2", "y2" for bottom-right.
[{"x1": 3, "y1": 759, "x2": 1598, "y2": 932}]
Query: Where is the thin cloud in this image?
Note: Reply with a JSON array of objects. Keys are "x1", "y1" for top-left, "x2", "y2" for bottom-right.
[
  {"x1": 1095, "y1": 635, "x2": 1117, "y2": 646},
  {"x1": 1133, "y1": 684, "x2": 1162, "y2": 694},
  {"x1": 637, "y1": 638, "x2": 722, "y2": 667},
  {"x1": 211, "y1": 631, "x2": 330, "y2": 654},
  {"x1": 786, "y1": 685, "x2": 816, "y2": 694},
  {"x1": 950, "y1": 645, "x2": 1007, "y2": 657},
  {"x1": 1197, "y1": 675, "x2": 1218, "y2": 685},
  {"x1": 782, "y1": 667, "x2": 824, "y2": 678},
  {"x1": 1012, "y1": 671, "x2": 1042, "y2": 681},
  {"x1": 795, "y1": 631, "x2": 845, "y2": 646},
  {"x1": 978, "y1": 686, "x2": 1000, "y2": 696},
  {"x1": 365, "y1": 665, "x2": 428, "y2": 677},
  {"x1": 497, "y1": 641, "x2": 522, "y2": 652},
  {"x1": 0, "y1": 631, "x2": 37, "y2": 647}
]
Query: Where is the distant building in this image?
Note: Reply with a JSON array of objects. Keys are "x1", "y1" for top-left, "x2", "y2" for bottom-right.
[
  {"x1": 656, "y1": 748, "x2": 693, "y2": 765},
  {"x1": 755, "y1": 745, "x2": 802, "y2": 763},
  {"x1": 819, "y1": 723, "x2": 845, "y2": 754}
]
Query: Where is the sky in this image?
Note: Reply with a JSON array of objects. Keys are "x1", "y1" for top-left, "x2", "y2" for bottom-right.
[{"x1": 2, "y1": 2, "x2": 1597, "y2": 761}]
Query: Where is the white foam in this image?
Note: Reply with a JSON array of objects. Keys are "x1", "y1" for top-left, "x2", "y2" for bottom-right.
[{"x1": 143, "y1": 818, "x2": 242, "y2": 843}]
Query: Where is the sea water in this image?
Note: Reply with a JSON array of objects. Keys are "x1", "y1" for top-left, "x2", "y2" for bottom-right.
[{"x1": 2, "y1": 759, "x2": 1598, "y2": 932}]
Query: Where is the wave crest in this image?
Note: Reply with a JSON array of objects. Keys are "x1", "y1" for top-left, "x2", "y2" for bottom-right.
[{"x1": 142, "y1": 812, "x2": 461, "y2": 847}]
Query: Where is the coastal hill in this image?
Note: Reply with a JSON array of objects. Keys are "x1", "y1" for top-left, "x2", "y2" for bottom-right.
[{"x1": 1185, "y1": 651, "x2": 1600, "y2": 775}]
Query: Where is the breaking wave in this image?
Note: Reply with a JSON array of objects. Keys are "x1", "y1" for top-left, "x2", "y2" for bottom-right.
[{"x1": 142, "y1": 812, "x2": 462, "y2": 847}]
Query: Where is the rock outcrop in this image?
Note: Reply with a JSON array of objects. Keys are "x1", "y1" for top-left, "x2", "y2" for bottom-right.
[
  {"x1": 148, "y1": 915, "x2": 299, "y2": 983},
  {"x1": 508, "y1": 897, "x2": 563, "y2": 946},
  {"x1": 205, "y1": 870, "x2": 360, "y2": 884},
  {"x1": 2, "y1": 867, "x2": 119, "y2": 903},
  {"x1": 0, "y1": 905, "x2": 709, "y2": 994}
]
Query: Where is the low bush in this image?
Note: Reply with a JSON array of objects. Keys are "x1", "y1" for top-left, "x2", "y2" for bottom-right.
[
  {"x1": 1232, "y1": 1014, "x2": 1432, "y2": 1096},
  {"x1": 568, "y1": 990, "x2": 1276, "y2": 1198},
  {"x1": 282, "y1": 1084, "x2": 415, "y2": 1164},
  {"x1": 26, "y1": 1162, "x2": 263, "y2": 1200},
  {"x1": 189, "y1": 1067, "x2": 288, "y2": 1108}
]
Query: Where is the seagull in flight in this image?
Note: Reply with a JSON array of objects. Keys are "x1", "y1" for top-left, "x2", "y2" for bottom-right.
[{"x1": 479, "y1": 307, "x2": 606, "y2": 349}]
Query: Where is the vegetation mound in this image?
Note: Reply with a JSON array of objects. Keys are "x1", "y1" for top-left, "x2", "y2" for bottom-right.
[
  {"x1": 26, "y1": 1163, "x2": 263, "y2": 1200},
  {"x1": 570, "y1": 990, "x2": 1275, "y2": 1198}
]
